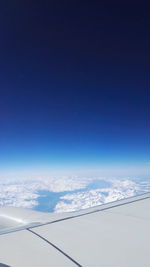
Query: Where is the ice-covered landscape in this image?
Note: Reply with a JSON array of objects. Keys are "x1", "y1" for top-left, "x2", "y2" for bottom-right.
[{"x1": 0, "y1": 176, "x2": 149, "y2": 213}]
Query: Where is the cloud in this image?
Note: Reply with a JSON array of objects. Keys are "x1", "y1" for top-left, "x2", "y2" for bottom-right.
[
  {"x1": 0, "y1": 176, "x2": 90, "y2": 209},
  {"x1": 54, "y1": 178, "x2": 141, "y2": 212},
  {"x1": 0, "y1": 176, "x2": 149, "y2": 212}
]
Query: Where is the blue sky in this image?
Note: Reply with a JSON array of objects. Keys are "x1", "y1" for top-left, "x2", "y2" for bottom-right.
[{"x1": 0, "y1": 2, "x2": 150, "y2": 177}]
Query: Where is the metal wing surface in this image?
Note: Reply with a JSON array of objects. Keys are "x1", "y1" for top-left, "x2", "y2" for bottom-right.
[{"x1": 0, "y1": 193, "x2": 150, "y2": 267}]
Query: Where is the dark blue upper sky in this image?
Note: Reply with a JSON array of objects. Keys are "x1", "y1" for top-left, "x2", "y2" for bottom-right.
[{"x1": 0, "y1": 1, "x2": 150, "y2": 175}]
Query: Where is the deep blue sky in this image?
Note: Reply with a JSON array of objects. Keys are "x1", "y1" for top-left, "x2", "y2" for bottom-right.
[{"x1": 0, "y1": 1, "x2": 150, "y2": 175}]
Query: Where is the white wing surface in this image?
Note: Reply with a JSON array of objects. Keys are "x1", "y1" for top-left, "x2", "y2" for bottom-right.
[{"x1": 0, "y1": 193, "x2": 150, "y2": 267}]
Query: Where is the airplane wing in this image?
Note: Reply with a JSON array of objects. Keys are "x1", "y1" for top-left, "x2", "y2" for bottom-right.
[{"x1": 0, "y1": 192, "x2": 149, "y2": 267}]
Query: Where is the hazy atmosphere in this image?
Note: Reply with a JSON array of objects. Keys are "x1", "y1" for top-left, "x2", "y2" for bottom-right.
[{"x1": 0, "y1": 1, "x2": 150, "y2": 212}]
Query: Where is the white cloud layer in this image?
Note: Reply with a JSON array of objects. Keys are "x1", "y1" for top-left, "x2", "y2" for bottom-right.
[
  {"x1": 54, "y1": 178, "x2": 146, "y2": 212},
  {"x1": 0, "y1": 176, "x2": 149, "y2": 212},
  {"x1": 0, "y1": 176, "x2": 90, "y2": 209}
]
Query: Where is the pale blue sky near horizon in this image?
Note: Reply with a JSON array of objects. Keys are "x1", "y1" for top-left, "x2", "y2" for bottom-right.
[{"x1": 0, "y1": 2, "x2": 150, "y2": 178}]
